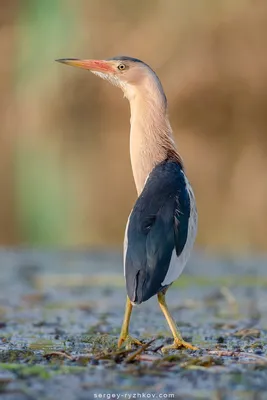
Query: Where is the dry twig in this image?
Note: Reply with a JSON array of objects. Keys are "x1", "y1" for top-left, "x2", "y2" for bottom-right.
[
  {"x1": 208, "y1": 350, "x2": 267, "y2": 364},
  {"x1": 125, "y1": 339, "x2": 156, "y2": 363},
  {"x1": 43, "y1": 351, "x2": 75, "y2": 361}
]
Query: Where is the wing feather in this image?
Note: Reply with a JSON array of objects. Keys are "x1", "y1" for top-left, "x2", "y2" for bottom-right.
[{"x1": 124, "y1": 160, "x2": 195, "y2": 304}]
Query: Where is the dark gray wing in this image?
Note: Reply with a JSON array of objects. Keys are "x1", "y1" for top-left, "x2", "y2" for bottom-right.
[{"x1": 124, "y1": 160, "x2": 190, "y2": 304}]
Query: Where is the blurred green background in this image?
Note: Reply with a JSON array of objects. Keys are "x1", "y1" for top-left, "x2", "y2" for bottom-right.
[{"x1": 1, "y1": 0, "x2": 267, "y2": 253}]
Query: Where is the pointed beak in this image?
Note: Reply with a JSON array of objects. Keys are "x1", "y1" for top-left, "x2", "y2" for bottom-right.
[{"x1": 55, "y1": 58, "x2": 114, "y2": 73}]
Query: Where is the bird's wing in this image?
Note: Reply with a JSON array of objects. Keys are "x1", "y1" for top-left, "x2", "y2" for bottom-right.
[
  {"x1": 161, "y1": 176, "x2": 197, "y2": 286},
  {"x1": 124, "y1": 160, "x2": 195, "y2": 304}
]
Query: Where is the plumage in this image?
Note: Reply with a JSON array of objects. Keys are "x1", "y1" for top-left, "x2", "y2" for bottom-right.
[
  {"x1": 108, "y1": 55, "x2": 144, "y2": 63},
  {"x1": 57, "y1": 55, "x2": 198, "y2": 350},
  {"x1": 161, "y1": 174, "x2": 197, "y2": 286},
  {"x1": 124, "y1": 159, "x2": 196, "y2": 305}
]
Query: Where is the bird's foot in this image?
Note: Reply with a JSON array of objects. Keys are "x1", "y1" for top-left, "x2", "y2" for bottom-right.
[
  {"x1": 118, "y1": 334, "x2": 143, "y2": 350},
  {"x1": 161, "y1": 338, "x2": 198, "y2": 353}
]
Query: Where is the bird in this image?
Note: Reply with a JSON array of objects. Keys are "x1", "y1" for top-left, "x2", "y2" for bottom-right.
[{"x1": 56, "y1": 56, "x2": 198, "y2": 352}]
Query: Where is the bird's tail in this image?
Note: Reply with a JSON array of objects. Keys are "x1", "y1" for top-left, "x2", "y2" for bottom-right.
[{"x1": 126, "y1": 268, "x2": 161, "y2": 305}]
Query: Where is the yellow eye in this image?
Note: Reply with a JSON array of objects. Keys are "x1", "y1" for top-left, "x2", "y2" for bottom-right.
[{"x1": 118, "y1": 63, "x2": 126, "y2": 71}]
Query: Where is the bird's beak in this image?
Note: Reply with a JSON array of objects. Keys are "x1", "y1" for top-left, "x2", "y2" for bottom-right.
[{"x1": 55, "y1": 58, "x2": 114, "y2": 73}]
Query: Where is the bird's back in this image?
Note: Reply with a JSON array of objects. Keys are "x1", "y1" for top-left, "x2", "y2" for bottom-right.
[{"x1": 124, "y1": 159, "x2": 197, "y2": 304}]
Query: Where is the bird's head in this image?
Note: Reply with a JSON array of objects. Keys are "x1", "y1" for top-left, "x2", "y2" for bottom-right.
[{"x1": 56, "y1": 56, "x2": 166, "y2": 104}]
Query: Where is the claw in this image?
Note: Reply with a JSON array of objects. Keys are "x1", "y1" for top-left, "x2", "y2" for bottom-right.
[
  {"x1": 161, "y1": 339, "x2": 198, "y2": 353},
  {"x1": 118, "y1": 334, "x2": 143, "y2": 349}
]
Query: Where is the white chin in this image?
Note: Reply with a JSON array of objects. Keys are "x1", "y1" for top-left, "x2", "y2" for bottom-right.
[{"x1": 91, "y1": 71, "x2": 121, "y2": 88}]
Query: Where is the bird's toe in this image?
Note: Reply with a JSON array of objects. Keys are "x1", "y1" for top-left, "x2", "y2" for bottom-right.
[
  {"x1": 161, "y1": 339, "x2": 198, "y2": 353},
  {"x1": 118, "y1": 334, "x2": 143, "y2": 349}
]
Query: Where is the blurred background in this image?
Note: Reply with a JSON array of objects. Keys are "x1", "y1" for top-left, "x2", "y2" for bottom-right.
[{"x1": 1, "y1": 0, "x2": 267, "y2": 254}]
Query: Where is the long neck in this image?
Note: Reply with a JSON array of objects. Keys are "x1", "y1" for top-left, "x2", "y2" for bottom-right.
[{"x1": 129, "y1": 84, "x2": 182, "y2": 195}]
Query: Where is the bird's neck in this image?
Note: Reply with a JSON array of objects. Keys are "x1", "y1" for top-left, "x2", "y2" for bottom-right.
[{"x1": 129, "y1": 89, "x2": 182, "y2": 195}]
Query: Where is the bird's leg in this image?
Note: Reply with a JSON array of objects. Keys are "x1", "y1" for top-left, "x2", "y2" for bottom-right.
[
  {"x1": 157, "y1": 291, "x2": 197, "y2": 352},
  {"x1": 118, "y1": 296, "x2": 142, "y2": 349}
]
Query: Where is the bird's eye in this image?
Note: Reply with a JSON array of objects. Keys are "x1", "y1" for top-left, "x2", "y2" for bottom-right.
[{"x1": 118, "y1": 63, "x2": 126, "y2": 71}]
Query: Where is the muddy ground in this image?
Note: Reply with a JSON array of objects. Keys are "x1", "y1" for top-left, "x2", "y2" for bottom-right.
[{"x1": 0, "y1": 249, "x2": 267, "y2": 400}]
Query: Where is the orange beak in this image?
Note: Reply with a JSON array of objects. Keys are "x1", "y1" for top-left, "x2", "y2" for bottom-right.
[{"x1": 56, "y1": 58, "x2": 114, "y2": 73}]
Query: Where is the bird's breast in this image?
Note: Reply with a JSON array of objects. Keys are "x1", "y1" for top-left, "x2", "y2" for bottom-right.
[{"x1": 130, "y1": 132, "x2": 167, "y2": 195}]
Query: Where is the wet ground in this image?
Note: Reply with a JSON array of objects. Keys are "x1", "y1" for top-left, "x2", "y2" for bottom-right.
[{"x1": 0, "y1": 249, "x2": 267, "y2": 400}]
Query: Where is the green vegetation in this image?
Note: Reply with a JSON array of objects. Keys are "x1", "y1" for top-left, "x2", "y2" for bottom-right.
[{"x1": 0, "y1": 363, "x2": 86, "y2": 379}]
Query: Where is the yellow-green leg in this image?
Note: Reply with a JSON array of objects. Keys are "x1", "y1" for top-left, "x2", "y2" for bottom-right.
[
  {"x1": 157, "y1": 292, "x2": 197, "y2": 352},
  {"x1": 118, "y1": 296, "x2": 142, "y2": 349}
]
